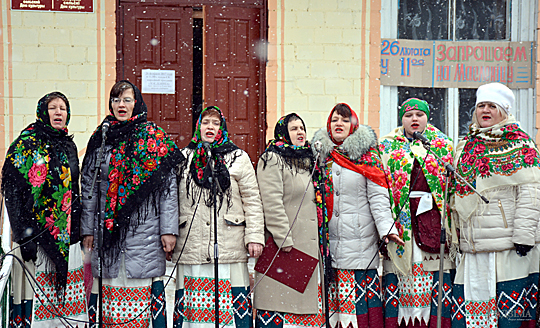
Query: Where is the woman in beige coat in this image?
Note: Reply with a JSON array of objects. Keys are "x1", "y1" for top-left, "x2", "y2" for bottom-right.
[
  {"x1": 254, "y1": 113, "x2": 323, "y2": 328},
  {"x1": 452, "y1": 83, "x2": 540, "y2": 328},
  {"x1": 172, "y1": 106, "x2": 265, "y2": 328}
]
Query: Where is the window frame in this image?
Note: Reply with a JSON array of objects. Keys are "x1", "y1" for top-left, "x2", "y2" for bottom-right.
[{"x1": 379, "y1": 0, "x2": 537, "y2": 142}]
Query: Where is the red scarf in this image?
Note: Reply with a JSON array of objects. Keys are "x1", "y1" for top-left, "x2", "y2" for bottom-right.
[
  {"x1": 324, "y1": 148, "x2": 388, "y2": 222},
  {"x1": 329, "y1": 150, "x2": 388, "y2": 188}
]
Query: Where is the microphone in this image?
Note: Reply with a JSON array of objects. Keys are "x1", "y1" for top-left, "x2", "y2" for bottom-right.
[
  {"x1": 202, "y1": 141, "x2": 212, "y2": 156},
  {"x1": 412, "y1": 131, "x2": 430, "y2": 145},
  {"x1": 101, "y1": 119, "x2": 110, "y2": 140},
  {"x1": 313, "y1": 141, "x2": 322, "y2": 153}
]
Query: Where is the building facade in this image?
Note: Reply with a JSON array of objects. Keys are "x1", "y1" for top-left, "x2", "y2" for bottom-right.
[{"x1": 0, "y1": 0, "x2": 538, "y2": 162}]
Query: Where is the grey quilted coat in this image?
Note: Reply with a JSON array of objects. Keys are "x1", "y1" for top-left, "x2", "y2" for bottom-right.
[{"x1": 81, "y1": 145, "x2": 179, "y2": 279}]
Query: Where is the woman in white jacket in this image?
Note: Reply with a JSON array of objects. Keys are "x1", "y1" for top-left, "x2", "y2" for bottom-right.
[
  {"x1": 172, "y1": 106, "x2": 265, "y2": 328},
  {"x1": 453, "y1": 83, "x2": 540, "y2": 328},
  {"x1": 312, "y1": 103, "x2": 403, "y2": 328}
]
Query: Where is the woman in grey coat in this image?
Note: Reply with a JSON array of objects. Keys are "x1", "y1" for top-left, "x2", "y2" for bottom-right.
[{"x1": 81, "y1": 80, "x2": 183, "y2": 327}]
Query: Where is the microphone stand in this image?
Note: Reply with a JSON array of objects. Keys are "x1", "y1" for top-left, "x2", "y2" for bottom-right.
[
  {"x1": 88, "y1": 129, "x2": 108, "y2": 328},
  {"x1": 417, "y1": 140, "x2": 488, "y2": 328},
  {"x1": 318, "y1": 166, "x2": 331, "y2": 328},
  {"x1": 206, "y1": 151, "x2": 220, "y2": 328}
]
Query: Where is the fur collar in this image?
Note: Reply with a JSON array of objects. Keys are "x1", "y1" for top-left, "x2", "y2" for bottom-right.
[{"x1": 311, "y1": 124, "x2": 378, "y2": 162}]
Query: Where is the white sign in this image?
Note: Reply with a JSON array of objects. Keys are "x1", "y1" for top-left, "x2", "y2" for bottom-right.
[{"x1": 141, "y1": 69, "x2": 175, "y2": 94}]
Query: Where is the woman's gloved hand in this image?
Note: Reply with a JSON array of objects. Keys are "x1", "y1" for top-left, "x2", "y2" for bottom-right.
[{"x1": 515, "y1": 243, "x2": 533, "y2": 257}]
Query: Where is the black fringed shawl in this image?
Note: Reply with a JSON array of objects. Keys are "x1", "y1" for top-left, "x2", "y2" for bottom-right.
[
  {"x1": 180, "y1": 106, "x2": 240, "y2": 211},
  {"x1": 2, "y1": 92, "x2": 81, "y2": 295},
  {"x1": 81, "y1": 80, "x2": 184, "y2": 267}
]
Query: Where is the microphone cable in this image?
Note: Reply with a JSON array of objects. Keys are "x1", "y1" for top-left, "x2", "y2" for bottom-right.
[
  {"x1": 315, "y1": 144, "x2": 432, "y2": 328},
  {"x1": 1, "y1": 165, "x2": 203, "y2": 326},
  {"x1": 215, "y1": 149, "x2": 323, "y2": 328}
]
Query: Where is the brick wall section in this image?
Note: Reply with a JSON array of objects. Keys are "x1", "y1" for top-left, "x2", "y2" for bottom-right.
[
  {"x1": 266, "y1": 0, "x2": 382, "y2": 141},
  {"x1": 2, "y1": 1, "x2": 116, "y2": 157}
]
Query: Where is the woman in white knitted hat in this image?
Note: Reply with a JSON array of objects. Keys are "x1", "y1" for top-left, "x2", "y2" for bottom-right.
[{"x1": 452, "y1": 82, "x2": 540, "y2": 327}]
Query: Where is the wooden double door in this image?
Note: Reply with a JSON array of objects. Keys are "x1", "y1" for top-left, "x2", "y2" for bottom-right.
[{"x1": 117, "y1": 0, "x2": 267, "y2": 161}]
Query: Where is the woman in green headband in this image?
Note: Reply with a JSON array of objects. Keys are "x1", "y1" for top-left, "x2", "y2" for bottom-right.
[
  {"x1": 398, "y1": 98, "x2": 431, "y2": 139},
  {"x1": 379, "y1": 98, "x2": 456, "y2": 328}
]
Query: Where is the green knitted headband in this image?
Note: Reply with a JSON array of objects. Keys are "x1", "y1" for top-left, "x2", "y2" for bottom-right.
[{"x1": 399, "y1": 98, "x2": 430, "y2": 120}]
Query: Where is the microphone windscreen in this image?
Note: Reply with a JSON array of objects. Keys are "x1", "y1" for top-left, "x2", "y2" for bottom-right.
[{"x1": 313, "y1": 141, "x2": 322, "y2": 152}]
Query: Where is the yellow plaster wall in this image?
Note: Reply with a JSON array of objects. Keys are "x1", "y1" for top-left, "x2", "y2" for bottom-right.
[
  {"x1": 266, "y1": 0, "x2": 382, "y2": 142},
  {"x1": 0, "y1": 0, "x2": 116, "y2": 158}
]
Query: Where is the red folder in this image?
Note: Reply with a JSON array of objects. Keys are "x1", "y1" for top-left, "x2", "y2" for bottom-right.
[{"x1": 254, "y1": 236, "x2": 319, "y2": 293}]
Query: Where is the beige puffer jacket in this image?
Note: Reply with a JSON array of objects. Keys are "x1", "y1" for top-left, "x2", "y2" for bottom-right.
[
  {"x1": 455, "y1": 139, "x2": 540, "y2": 253},
  {"x1": 172, "y1": 148, "x2": 265, "y2": 264},
  {"x1": 457, "y1": 185, "x2": 540, "y2": 253}
]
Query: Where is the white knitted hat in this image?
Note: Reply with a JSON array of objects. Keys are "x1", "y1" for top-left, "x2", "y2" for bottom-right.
[{"x1": 475, "y1": 82, "x2": 514, "y2": 113}]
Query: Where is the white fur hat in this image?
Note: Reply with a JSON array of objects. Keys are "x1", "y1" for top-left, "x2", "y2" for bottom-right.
[{"x1": 475, "y1": 82, "x2": 514, "y2": 113}]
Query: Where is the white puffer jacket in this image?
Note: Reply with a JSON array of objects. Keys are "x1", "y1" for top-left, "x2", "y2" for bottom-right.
[
  {"x1": 172, "y1": 148, "x2": 265, "y2": 264},
  {"x1": 312, "y1": 125, "x2": 397, "y2": 270}
]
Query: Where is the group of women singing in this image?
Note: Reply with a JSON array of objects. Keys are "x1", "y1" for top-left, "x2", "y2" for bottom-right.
[{"x1": 3, "y1": 81, "x2": 540, "y2": 328}]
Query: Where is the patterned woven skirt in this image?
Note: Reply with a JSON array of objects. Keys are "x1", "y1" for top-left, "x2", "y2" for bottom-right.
[
  {"x1": 255, "y1": 283, "x2": 324, "y2": 328},
  {"x1": 383, "y1": 269, "x2": 453, "y2": 328},
  {"x1": 173, "y1": 263, "x2": 253, "y2": 328},
  {"x1": 452, "y1": 246, "x2": 539, "y2": 328},
  {"x1": 326, "y1": 268, "x2": 383, "y2": 328},
  {"x1": 9, "y1": 242, "x2": 88, "y2": 328},
  {"x1": 87, "y1": 255, "x2": 167, "y2": 328}
]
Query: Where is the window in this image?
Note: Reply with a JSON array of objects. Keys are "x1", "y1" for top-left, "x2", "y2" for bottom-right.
[
  {"x1": 398, "y1": 0, "x2": 449, "y2": 40},
  {"x1": 397, "y1": 87, "x2": 447, "y2": 133},
  {"x1": 380, "y1": 0, "x2": 535, "y2": 141}
]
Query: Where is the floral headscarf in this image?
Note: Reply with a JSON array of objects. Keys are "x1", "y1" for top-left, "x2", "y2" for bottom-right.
[
  {"x1": 379, "y1": 124, "x2": 454, "y2": 274},
  {"x1": 2, "y1": 91, "x2": 81, "y2": 295},
  {"x1": 399, "y1": 98, "x2": 430, "y2": 121},
  {"x1": 184, "y1": 106, "x2": 239, "y2": 209},
  {"x1": 260, "y1": 113, "x2": 313, "y2": 172},
  {"x1": 82, "y1": 81, "x2": 184, "y2": 266}
]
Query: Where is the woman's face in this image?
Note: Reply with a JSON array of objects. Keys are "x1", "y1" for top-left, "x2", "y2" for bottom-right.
[
  {"x1": 48, "y1": 97, "x2": 68, "y2": 130},
  {"x1": 330, "y1": 112, "x2": 351, "y2": 143},
  {"x1": 476, "y1": 102, "x2": 505, "y2": 128},
  {"x1": 287, "y1": 118, "x2": 306, "y2": 146},
  {"x1": 402, "y1": 110, "x2": 428, "y2": 138},
  {"x1": 200, "y1": 112, "x2": 221, "y2": 143},
  {"x1": 111, "y1": 88, "x2": 135, "y2": 122}
]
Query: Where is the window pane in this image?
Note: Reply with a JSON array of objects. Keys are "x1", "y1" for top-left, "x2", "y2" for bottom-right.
[
  {"x1": 458, "y1": 89, "x2": 477, "y2": 137},
  {"x1": 398, "y1": 0, "x2": 449, "y2": 40},
  {"x1": 397, "y1": 87, "x2": 447, "y2": 134},
  {"x1": 455, "y1": 0, "x2": 509, "y2": 40}
]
